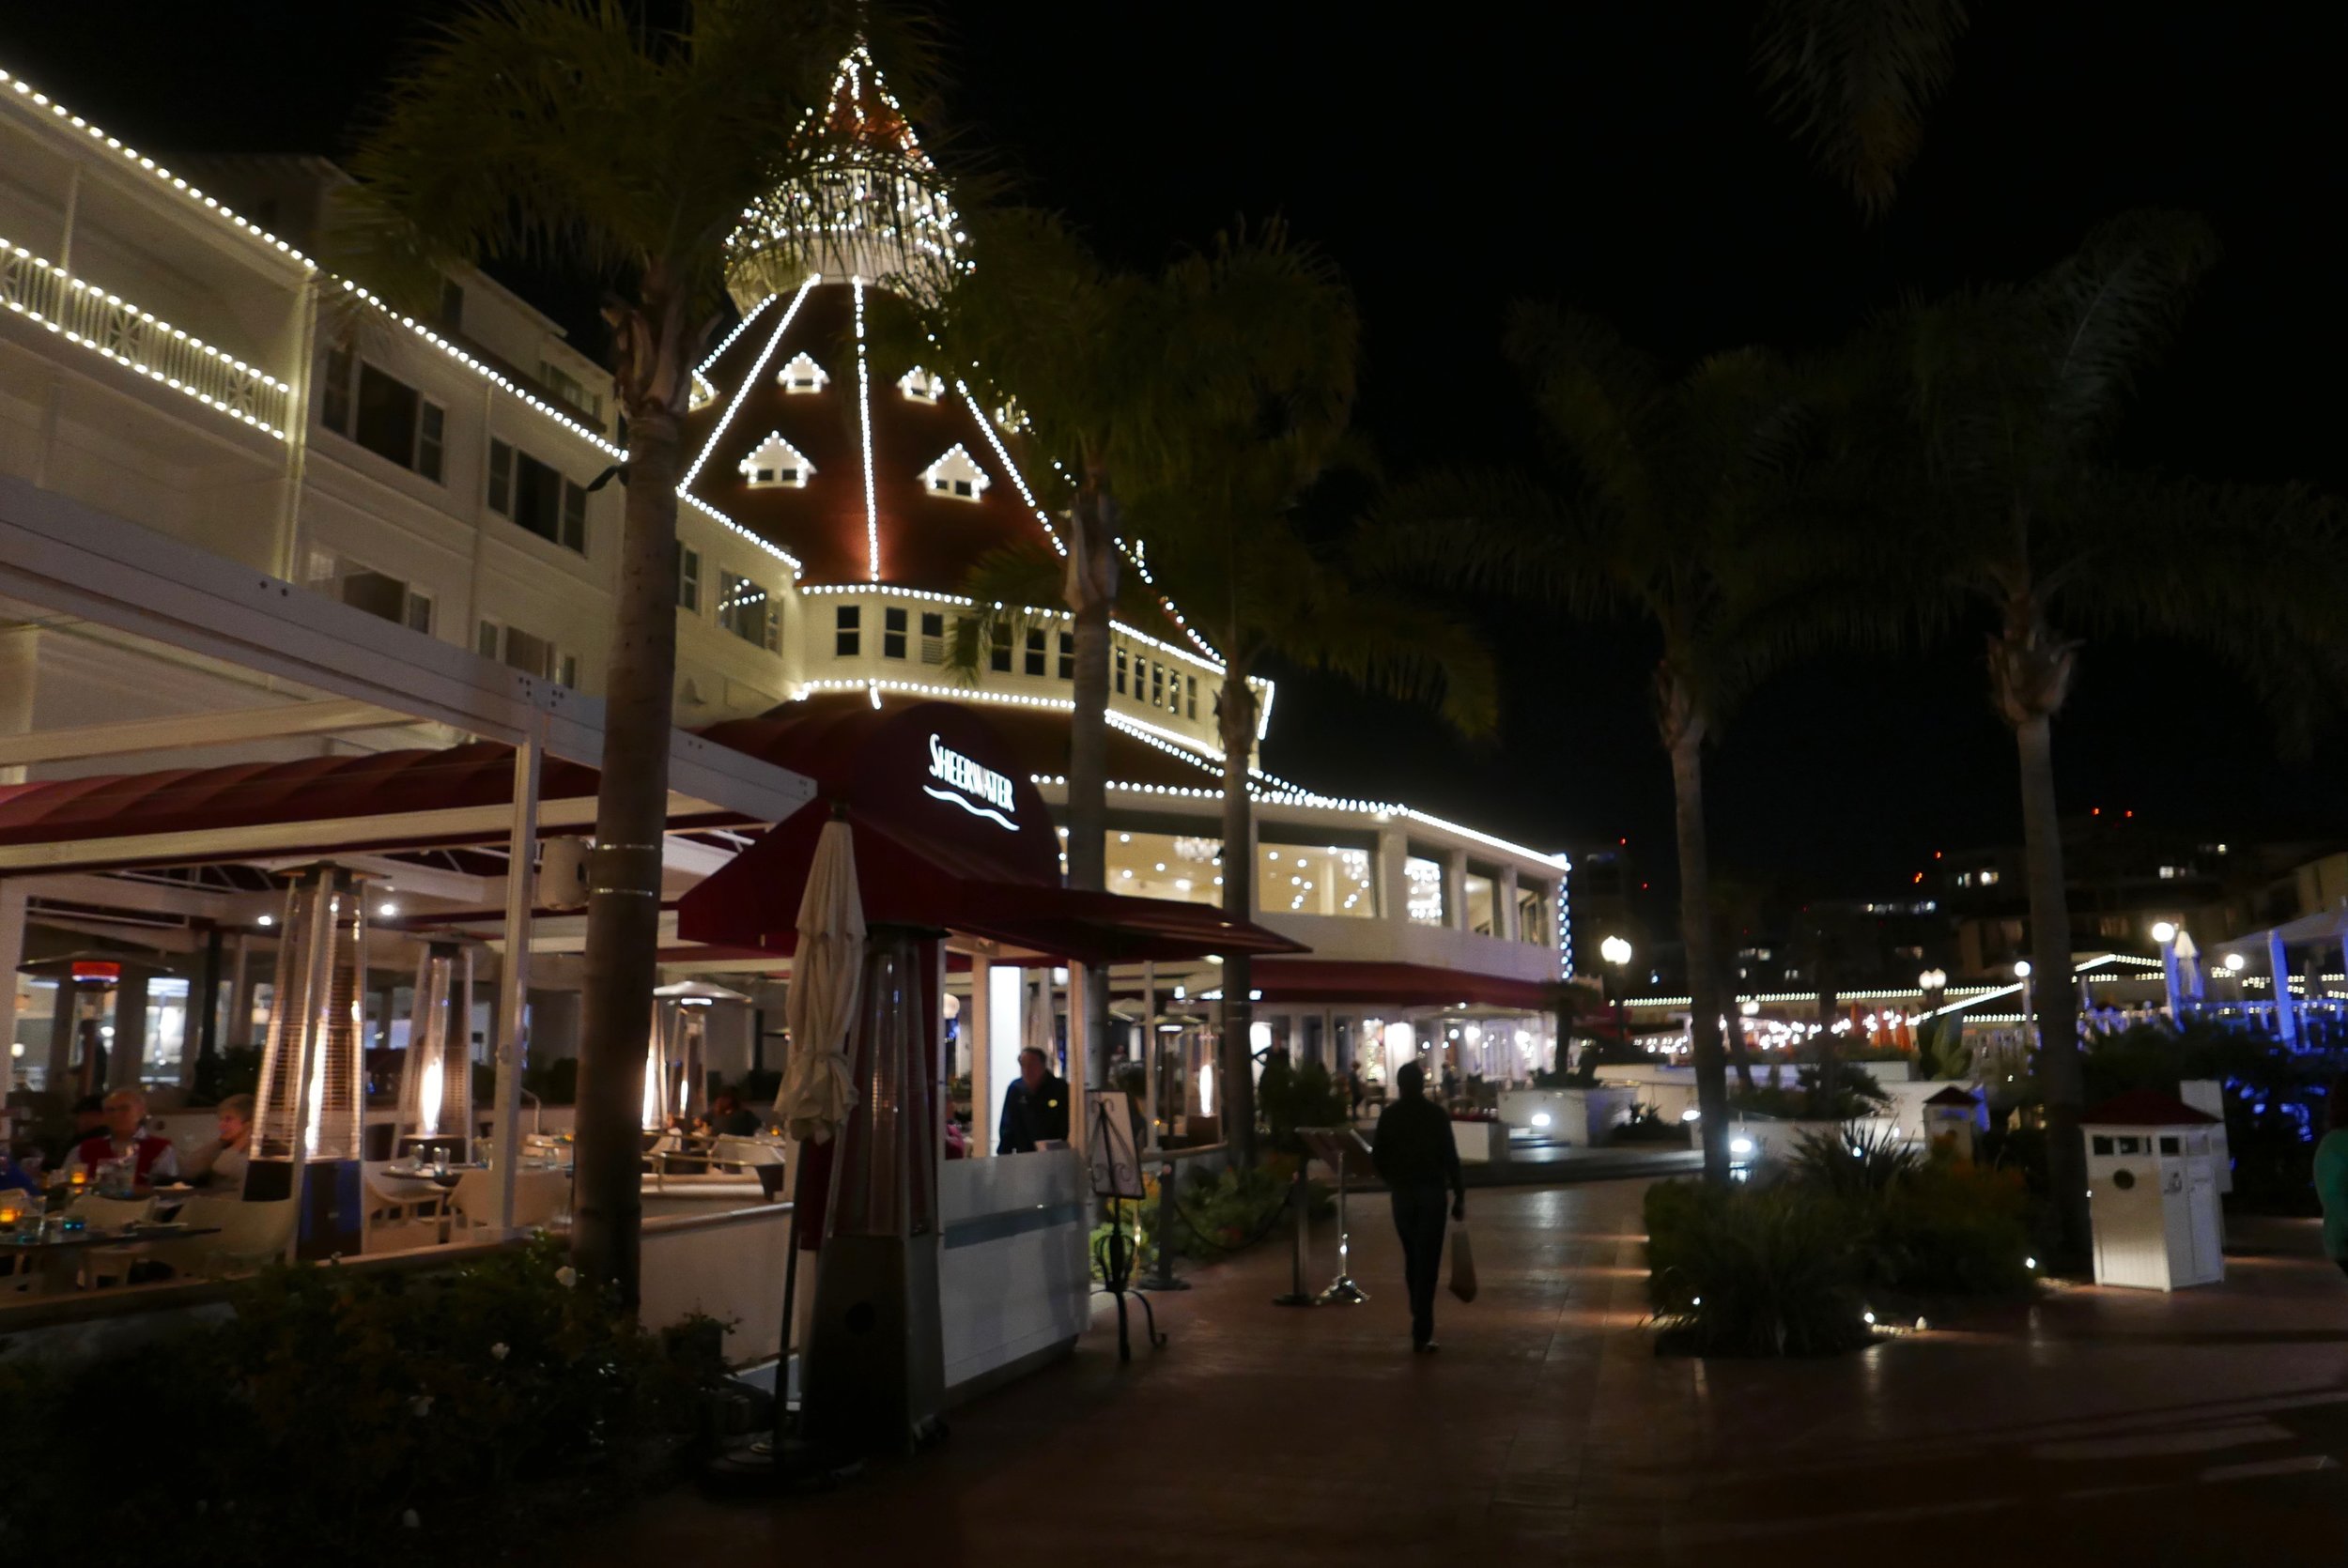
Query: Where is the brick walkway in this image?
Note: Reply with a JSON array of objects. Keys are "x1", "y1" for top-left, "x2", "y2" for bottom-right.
[{"x1": 585, "y1": 1181, "x2": 2348, "y2": 1565}]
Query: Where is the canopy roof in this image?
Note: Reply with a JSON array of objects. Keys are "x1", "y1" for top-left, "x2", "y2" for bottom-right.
[
  {"x1": 1244, "y1": 959, "x2": 1559, "y2": 1013},
  {"x1": 681, "y1": 701, "x2": 1301, "y2": 966}
]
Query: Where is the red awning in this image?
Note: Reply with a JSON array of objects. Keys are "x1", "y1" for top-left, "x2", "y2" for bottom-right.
[
  {"x1": 1245, "y1": 959, "x2": 1560, "y2": 1012},
  {"x1": 679, "y1": 701, "x2": 1304, "y2": 967}
]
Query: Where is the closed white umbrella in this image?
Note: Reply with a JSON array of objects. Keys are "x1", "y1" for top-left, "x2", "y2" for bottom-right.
[
  {"x1": 771, "y1": 815, "x2": 866, "y2": 1447},
  {"x1": 780, "y1": 819, "x2": 866, "y2": 1144}
]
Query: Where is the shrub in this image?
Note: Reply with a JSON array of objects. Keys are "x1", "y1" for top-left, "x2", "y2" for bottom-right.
[
  {"x1": 1729, "y1": 1063, "x2": 1888, "y2": 1122},
  {"x1": 0, "y1": 1238, "x2": 723, "y2": 1560},
  {"x1": 1787, "y1": 1122, "x2": 1922, "y2": 1197},
  {"x1": 1645, "y1": 1179, "x2": 1874, "y2": 1357},
  {"x1": 1609, "y1": 1103, "x2": 1691, "y2": 1145},
  {"x1": 1868, "y1": 1162, "x2": 2036, "y2": 1297}
]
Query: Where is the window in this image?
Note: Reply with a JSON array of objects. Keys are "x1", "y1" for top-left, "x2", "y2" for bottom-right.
[
  {"x1": 720, "y1": 573, "x2": 780, "y2": 652},
  {"x1": 779, "y1": 352, "x2": 829, "y2": 392},
  {"x1": 338, "y1": 569, "x2": 433, "y2": 635},
  {"x1": 1150, "y1": 661, "x2": 1164, "y2": 708},
  {"x1": 319, "y1": 348, "x2": 446, "y2": 483},
  {"x1": 487, "y1": 439, "x2": 586, "y2": 554},
  {"x1": 1104, "y1": 828, "x2": 1222, "y2": 906},
  {"x1": 1185, "y1": 673, "x2": 1197, "y2": 719},
  {"x1": 919, "y1": 610, "x2": 946, "y2": 665},
  {"x1": 897, "y1": 365, "x2": 946, "y2": 404},
  {"x1": 1058, "y1": 631, "x2": 1074, "y2": 680},
  {"x1": 557, "y1": 652, "x2": 579, "y2": 688},
  {"x1": 1018, "y1": 627, "x2": 1044, "y2": 677},
  {"x1": 1259, "y1": 838, "x2": 1377, "y2": 919},
  {"x1": 675, "y1": 545, "x2": 702, "y2": 613},
  {"x1": 989, "y1": 623, "x2": 1012, "y2": 673},
  {"x1": 1405, "y1": 854, "x2": 1447, "y2": 927},
  {"x1": 883, "y1": 606, "x2": 907, "y2": 659},
  {"x1": 1463, "y1": 867, "x2": 1498, "y2": 936},
  {"x1": 1115, "y1": 646, "x2": 1128, "y2": 696},
  {"x1": 739, "y1": 431, "x2": 813, "y2": 488},
  {"x1": 919, "y1": 443, "x2": 990, "y2": 500},
  {"x1": 1517, "y1": 884, "x2": 1548, "y2": 946},
  {"x1": 834, "y1": 603, "x2": 860, "y2": 657},
  {"x1": 476, "y1": 620, "x2": 556, "y2": 679},
  {"x1": 1978, "y1": 867, "x2": 2000, "y2": 886}
]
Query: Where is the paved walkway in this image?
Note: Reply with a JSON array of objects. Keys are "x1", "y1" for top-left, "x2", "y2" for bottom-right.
[{"x1": 585, "y1": 1181, "x2": 2348, "y2": 1565}]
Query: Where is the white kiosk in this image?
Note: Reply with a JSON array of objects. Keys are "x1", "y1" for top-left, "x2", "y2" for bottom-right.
[{"x1": 2083, "y1": 1090, "x2": 2225, "y2": 1291}]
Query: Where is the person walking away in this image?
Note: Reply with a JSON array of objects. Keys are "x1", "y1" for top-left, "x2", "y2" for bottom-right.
[
  {"x1": 2315, "y1": 1075, "x2": 2348, "y2": 1280},
  {"x1": 1371, "y1": 1061, "x2": 1465, "y2": 1351}
]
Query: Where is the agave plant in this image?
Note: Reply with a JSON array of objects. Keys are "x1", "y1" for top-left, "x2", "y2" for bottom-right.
[{"x1": 1788, "y1": 1120, "x2": 1921, "y2": 1198}]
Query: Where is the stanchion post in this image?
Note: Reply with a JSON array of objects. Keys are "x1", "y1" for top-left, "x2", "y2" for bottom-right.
[
  {"x1": 1143, "y1": 1153, "x2": 1190, "y2": 1293},
  {"x1": 1273, "y1": 1159, "x2": 1315, "y2": 1307}
]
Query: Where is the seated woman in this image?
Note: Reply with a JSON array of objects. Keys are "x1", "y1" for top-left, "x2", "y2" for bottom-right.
[{"x1": 181, "y1": 1094, "x2": 255, "y2": 1190}]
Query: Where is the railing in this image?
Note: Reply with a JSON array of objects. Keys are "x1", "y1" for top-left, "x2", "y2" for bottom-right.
[{"x1": 0, "y1": 235, "x2": 291, "y2": 438}]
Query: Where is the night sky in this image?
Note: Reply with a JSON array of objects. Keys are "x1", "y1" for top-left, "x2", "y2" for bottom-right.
[{"x1": 6, "y1": 2, "x2": 2342, "y2": 907}]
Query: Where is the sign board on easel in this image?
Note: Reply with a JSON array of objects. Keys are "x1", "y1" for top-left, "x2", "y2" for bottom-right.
[{"x1": 1087, "y1": 1091, "x2": 1143, "y2": 1200}]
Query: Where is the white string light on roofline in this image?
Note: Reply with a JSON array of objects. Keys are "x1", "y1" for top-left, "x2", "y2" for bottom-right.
[
  {"x1": 0, "y1": 68, "x2": 314, "y2": 269},
  {"x1": 956, "y1": 379, "x2": 1066, "y2": 558},
  {"x1": 337, "y1": 279, "x2": 625, "y2": 459},
  {"x1": 1109, "y1": 530, "x2": 1223, "y2": 662},
  {"x1": 854, "y1": 276, "x2": 881, "y2": 580},
  {"x1": 697, "y1": 288, "x2": 781, "y2": 374},
  {"x1": 680, "y1": 491, "x2": 802, "y2": 576},
  {"x1": 1, "y1": 237, "x2": 290, "y2": 438},
  {"x1": 679, "y1": 273, "x2": 816, "y2": 488}
]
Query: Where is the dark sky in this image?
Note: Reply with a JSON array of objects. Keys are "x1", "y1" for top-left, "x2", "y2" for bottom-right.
[{"x1": 6, "y1": 2, "x2": 2342, "y2": 905}]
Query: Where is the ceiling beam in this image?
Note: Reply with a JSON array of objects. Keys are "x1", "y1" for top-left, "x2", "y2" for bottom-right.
[{"x1": 0, "y1": 699, "x2": 410, "y2": 767}]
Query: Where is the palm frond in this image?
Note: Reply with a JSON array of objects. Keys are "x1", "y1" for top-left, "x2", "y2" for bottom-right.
[
  {"x1": 2031, "y1": 209, "x2": 2220, "y2": 445},
  {"x1": 1753, "y1": 0, "x2": 1970, "y2": 220}
]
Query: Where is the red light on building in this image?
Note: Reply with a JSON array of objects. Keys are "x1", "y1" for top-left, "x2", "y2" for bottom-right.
[{"x1": 70, "y1": 961, "x2": 121, "y2": 983}]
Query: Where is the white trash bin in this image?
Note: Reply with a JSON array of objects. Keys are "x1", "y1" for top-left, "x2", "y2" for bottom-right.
[{"x1": 2083, "y1": 1090, "x2": 2226, "y2": 1291}]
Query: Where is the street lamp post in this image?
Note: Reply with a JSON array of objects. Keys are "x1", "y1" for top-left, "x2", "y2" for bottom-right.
[
  {"x1": 1599, "y1": 935, "x2": 1632, "y2": 1046},
  {"x1": 2151, "y1": 921, "x2": 2183, "y2": 1020}
]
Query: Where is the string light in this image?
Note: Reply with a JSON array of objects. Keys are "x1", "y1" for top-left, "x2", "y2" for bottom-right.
[
  {"x1": 698, "y1": 289, "x2": 780, "y2": 374},
  {"x1": 957, "y1": 378, "x2": 1065, "y2": 557},
  {"x1": 338, "y1": 279, "x2": 623, "y2": 458},
  {"x1": 854, "y1": 276, "x2": 880, "y2": 580},
  {"x1": 681, "y1": 491, "x2": 802, "y2": 576},
  {"x1": 680, "y1": 273, "x2": 815, "y2": 488},
  {"x1": 2, "y1": 236, "x2": 289, "y2": 438},
  {"x1": 0, "y1": 68, "x2": 314, "y2": 269}
]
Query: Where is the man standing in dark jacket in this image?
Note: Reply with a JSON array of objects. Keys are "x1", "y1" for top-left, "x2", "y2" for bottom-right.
[
  {"x1": 1371, "y1": 1060, "x2": 1466, "y2": 1351},
  {"x1": 997, "y1": 1046, "x2": 1071, "y2": 1154}
]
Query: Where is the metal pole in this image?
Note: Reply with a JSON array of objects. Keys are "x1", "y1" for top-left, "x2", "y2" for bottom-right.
[
  {"x1": 1142, "y1": 961, "x2": 1159, "y2": 1152},
  {"x1": 491, "y1": 716, "x2": 543, "y2": 1231},
  {"x1": 1273, "y1": 1160, "x2": 1313, "y2": 1306}
]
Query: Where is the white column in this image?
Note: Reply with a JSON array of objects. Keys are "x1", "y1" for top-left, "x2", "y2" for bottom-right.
[
  {"x1": 0, "y1": 882, "x2": 25, "y2": 1075},
  {"x1": 2269, "y1": 930, "x2": 2298, "y2": 1048},
  {"x1": 985, "y1": 965, "x2": 1022, "y2": 1154},
  {"x1": 1444, "y1": 851, "x2": 1467, "y2": 931},
  {"x1": 490, "y1": 721, "x2": 542, "y2": 1230},
  {"x1": 1375, "y1": 827, "x2": 1407, "y2": 924},
  {"x1": 1498, "y1": 866, "x2": 1521, "y2": 942}
]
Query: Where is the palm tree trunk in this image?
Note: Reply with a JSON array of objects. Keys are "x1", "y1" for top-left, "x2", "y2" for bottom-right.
[
  {"x1": 1663, "y1": 690, "x2": 1730, "y2": 1181},
  {"x1": 1217, "y1": 670, "x2": 1259, "y2": 1168},
  {"x1": 1064, "y1": 484, "x2": 1119, "y2": 1098},
  {"x1": 2015, "y1": 711, "x2": 2088, "y2": 1265},
  {"x1": 569, "y1": 411, "x2": 681, "y2": 1307}
]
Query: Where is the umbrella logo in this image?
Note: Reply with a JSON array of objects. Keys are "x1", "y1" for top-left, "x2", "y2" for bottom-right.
[{"x1": 925, "y1": 733, "x2": 1019, "y2": 831}]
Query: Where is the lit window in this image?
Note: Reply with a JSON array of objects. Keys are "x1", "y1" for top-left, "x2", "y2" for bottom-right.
[
  {"x1": 720, "y1": 573, "x2": 780, "y2": 652},
  {"x1": 1405, "y1": 855, "x2": 1446, "y2": 927},
  {"x1": 897, "y1": 365, "x2": 947, "y2": 404},
  {"x1": 919, "y1": 443, "x2": 990, "y2": 500},
  {"x1": 740, "y1": 431, "x2": 814, "y2": 489},
  {"x1": 1261, "y1": 840, "x2": 1376, "y2": 920},
  {"x1": 1115, "y1": 646, "x2": 1128, "y2": 696},
  {"x1": 688, "y1": 371, "x2": 716, "y2": 411},
  {"x1": 1978, "y1": 868, "x2": 2000, "y2": 886},
  {"x1": 778, "y1": 352, "x2": 829, "y2": 393}
]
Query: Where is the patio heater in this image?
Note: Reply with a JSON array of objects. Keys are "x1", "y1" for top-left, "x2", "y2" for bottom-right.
[
  {"x1": 398, "y1": 940, "x2": 476, "y2": 1163},
  {"x1": 643, "y1": 980, "x2": 742, "y2": 1130},
  {"x1": 247, "y1": 866, "x2": 369, "y2": 1259},
  {"x1": 803, "y1": 926, "x2": 946, "y2": 1456}
]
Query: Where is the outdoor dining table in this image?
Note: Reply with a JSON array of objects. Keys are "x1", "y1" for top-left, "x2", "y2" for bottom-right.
[{"x1": 2, "y1": 1222, "x2": 224, "y2": 1294}]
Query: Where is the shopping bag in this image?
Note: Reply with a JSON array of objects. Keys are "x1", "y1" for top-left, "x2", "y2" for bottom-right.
[{"x1": 1447, "y1": 1220, "x2": 1478, "y2": 1302}]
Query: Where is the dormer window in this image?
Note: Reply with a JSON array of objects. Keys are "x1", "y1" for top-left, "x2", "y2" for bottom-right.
[
  {"x1": 779, "y1": 352, "x2": 830, "y2": 393},
  {"x1": 740, "y1": 431, "x2": 814, "y2": 489},
  {"x1": 993, "y1": 399, "x2": 1030, "y2": 435},
  {"x1": 688, "y1": 371, "x2": 716, "y2": 411},
  {"x1": 898, "y1": 365, "x2": 948, "y2": 404},
  {"x1": 920, "y1": 443, "x2": 990, "y2": 501}
]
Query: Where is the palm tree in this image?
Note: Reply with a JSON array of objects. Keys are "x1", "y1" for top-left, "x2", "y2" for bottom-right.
[
  {"x1": 1363, "y1": 306, "x2": 1872, "y2": 1180},
  {"x1": 1752, "y1": 0, "x2": 1971, "y2": 221},
  {"x1": 342, "y1": 0, "x2": 933, "y2": 1302},
  {"x1": 944, "y1": 229, "x2": 1494, "y2": 1165},
  {"x1": 1876, "y1": 210, "x2": 2348, "y2": 1262}
]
